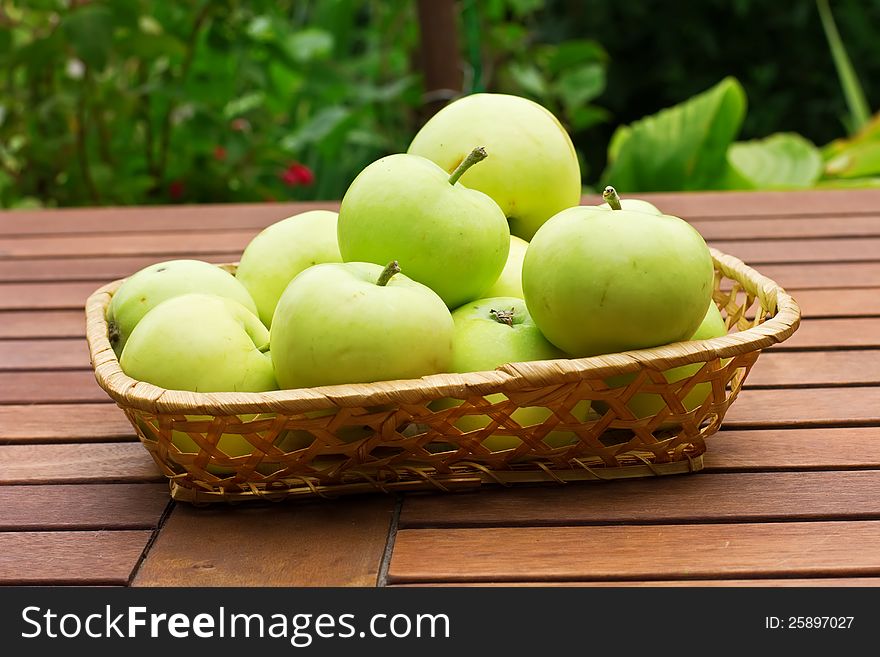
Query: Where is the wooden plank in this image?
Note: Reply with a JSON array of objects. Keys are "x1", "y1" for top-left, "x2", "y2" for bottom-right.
[
  {"x1": 133, "y1": 497, "x2": 394, "y2": 587},
  {"x1": 0, "y1": 371, "x2": 110, "y2": 404},
  {"x1": 0, "y1": 443, "x2": 161, "y2": 484},
  {"x1": 724, "y1": 387, "x2": 880, "y2": 427},
  {"x1": 0, "y1": 338, "x2": 90, "y2": 371},
  {"x1": 0, "y1": 202, "x2": 335, "y2": 236},
  {"x1": 691, "y1": 215, "x2": 880, "y2": 240},
  {"x1": 393, "y1": 577, "x2": 880, "y2": 587},
  {"x1": 758, "y1": 262, "x2": 880, "y2": 290},
  {"x1": 399, "y1": 471, "x2": 880, "y2": 528},
  {"x1": 387, "y1": 520, "x2": 880, "y2": 583},
  {"x1": 0, "y1": 253, "x2": 236, "y2": 283},
  {"x1": 773, "y1": 318, "x2": 880, "y2": 350},
  {"x1": 0, "y1": 229, "x2": 256, "y2": 258},
  {"x1": 746, "y1": 349, "x2": 880, "y2": 387},
  {"x1": 709, "y1": 237, "x2": 880, "y2": 264},
  {"x1": 706, "y1": 427, "x2": 880, "y2": 471},
  {"x1": 631, "y1": 189, "x2": 880, "y2": 218},
  {"x1": 0, "y1": 530, "x2": 152, "y2": 585},
  {"x1": 0, "y1": 282, "x2": 100, "y2": 310},
  {"x1": 0, "y1": 403, "x2": 133, "y2": 443},
  {"x1": 0, "y1": 310, "x2": 86, "y2": 338},
  {"x1": 1, "y1": 190, "x2": 877, "y2": 236},
  {"x1": 0, "y1": 484, "x2": 168, "y2": 530},
  {"x1": 792, "y1": 288, "x2": 880, "y2": 318}
]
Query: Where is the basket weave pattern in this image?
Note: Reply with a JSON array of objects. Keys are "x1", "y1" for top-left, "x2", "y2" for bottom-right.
[{"x1": 85, "y1": 248, "x2": 800, "y2": 503}]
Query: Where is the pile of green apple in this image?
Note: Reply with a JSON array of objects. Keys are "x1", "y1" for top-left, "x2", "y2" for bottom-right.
[{"x1": 108, "y1": 93, "x2": 724, "y2": 455}]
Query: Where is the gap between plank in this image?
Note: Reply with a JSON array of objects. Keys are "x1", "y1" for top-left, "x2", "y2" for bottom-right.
[{"x1": 376, "y1": 495, "x2": 403, "y2": 588}]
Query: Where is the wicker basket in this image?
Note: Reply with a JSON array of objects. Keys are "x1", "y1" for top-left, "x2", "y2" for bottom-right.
[{"x1": 85, "y1": 247, "x2": 800, "y2": 504}]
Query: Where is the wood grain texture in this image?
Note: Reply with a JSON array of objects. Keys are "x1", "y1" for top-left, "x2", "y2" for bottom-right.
[
  {"x1": 723, "y1": 387, "x2": 880, "y2": 426},
  {"x1": 0, "y1": 230, "x2": 256, "y2": 258},
  {"x1": 0, "y1": 442, "x2": 161, "y2": 484},
  {"x1": 0, "y1": 484, "x2": 169, "y2": 530},
  {"x1": 387, "y1": 520, "x2": 880, "y2": 583},
  {"x1": 709, "y1": 237, "x2": 880, "y2": 264},
  {"x1": 392, "y1": 577, "x2": 880, "y2": 587},
  {"x1": 788, "y1": 288, "x2": 880, "y2": 317},
  {"x1": 773, "y1": 318, "x2": 880, "y2": 350},
  {"x1": 133, "y1": 497, "x2": 395, "y2": 587},
  {"x1": 0, "y1": 282, "x2": 99, "y2": 310},
  {"x1": 0, "y1": 253, "x2": 236, "y2": 283},
  {"x1": 0, "y1": 370, "x2": 110, "y2": 404},
  {"x1": 0, "y1": 403, "x2": 133, "y2": 443},
  {"x1": 0, "y1": 202, "x2": 335, "y2": 236},
  {"x1": 757, "y1": 262, "x2": 880, "y2": 290},
  {"x1": 691, "y1": 215, "x2": 880, "y2": 240},
  {"x1": 0, "y1": 310, "x2": 86, "y2": 338},
  {"x1": 0, "y1": 338, "x2": 91, "y2": 370},
  {"x1": 746, "y1": 349, "x2": 880, "y2": 387},
  {"x1": 631, "y1": 189, "x2": 880, "y2": 217},
  {"x1": 398, "y1": 471, "x2": 880, "y2": 528},
  {"x1": 0, "y1": 530, "x2": 152, "y2": 585},
  {"x1": 706, "y1": 427, "x2": 880, "y2": 470}
]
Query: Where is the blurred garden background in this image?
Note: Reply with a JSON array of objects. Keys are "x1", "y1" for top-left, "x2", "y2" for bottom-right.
[{"x1": 1, "y1": 0, "x2": 879, "y2": 209}]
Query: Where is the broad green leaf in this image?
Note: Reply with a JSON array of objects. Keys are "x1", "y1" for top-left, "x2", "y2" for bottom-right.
[
  {"x1": 824, "y1": 141, "x2": 880, "y2": 179},
  {"x1": 61, "y1": 4, "x2": 114, "y2": 70},
  {"x1": 543, "y1": 39, "x2": 608, "y2": 74},
  {"x1": 280, "y1": 106, "x2": 351, "y2": 152},
  {"x1": 821, "y1": 112, "x2": 880, "y2": 161},
  {"x1": 556, "y1": 63, "x2": 605, "y2": 110},
  {"x1": 726, "y1": 133, "x2": 823, "y2": 189},
  {"x1": 601, "y1": 76, "x2": 747, "y2": 192},
  {"x1": 569, "y1": 105, "x2": 611, "y2": 131},
  {"x1": 505, "y1": 62, "x2": 547, "y2": 98},
  {"x1": 223, "y1": 92, "x2": 266, "y2": 119},
  {"x1": 284, "y1": 29, "x2": 334, "y2": 63},
  {"x1": 814, "y1": 176, "x2": 880, "y2": 189}
]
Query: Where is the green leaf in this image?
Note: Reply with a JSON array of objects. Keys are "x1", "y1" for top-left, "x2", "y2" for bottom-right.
[
  {"x1": 284, "y1": 29, "x2": 334, "y2": 64},
  {"x1": 556, "y1": 63, "x2": 605, "y2": 110},
  {"x1": 816, "y1": 0, "x2": 871, "y2": 134},
  {"x1": 601, "y1": 76, "x2": 747, "y2": 192},
  {"x1": 543, "y1": 39, "x2": 608, "y2": 74},
  {"x1": 505, "y1": 62, "x2": 547, "y2": 98},
  {"x1": 726, "y1": 133, "x2": 823, "y2": 189},
  {"x1": 823, "y1": 141, "x2": 880, "y2": 179},
  {"x1": 280, "y1": 106, "x2": 351, "y2": 152},
  {"x1": 61, "y1": 4, "x2": 114, "y2": 70},
  {"x1": 568, "y1": 105, "x2": 611, "y2": 131},
  {"x1": 223, "y1": 92, "x2": 266, "y2": 119}
]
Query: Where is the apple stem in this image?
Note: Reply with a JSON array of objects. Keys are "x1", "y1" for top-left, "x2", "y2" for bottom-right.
[
  {"x1": 448, "y1": 147, "x2": 488, "y2": 186},
  {"x1": 377, "y1": 260, "x2": 401, "y2": 286},
  {"x1": 603, "y1": 185, "x2": 622, "y2": 210},
  {"x1": 489, "y1": 307, "x2": 516, "y2": 327}
]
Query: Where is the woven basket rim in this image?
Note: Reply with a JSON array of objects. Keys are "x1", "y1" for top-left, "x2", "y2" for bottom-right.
[{"x1": 84, "y1": 247, "x2": 801, "y2": 415}]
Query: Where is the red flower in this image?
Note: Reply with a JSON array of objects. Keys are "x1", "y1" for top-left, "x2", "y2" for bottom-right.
[
  {"x1": 213, "y1": 146, "x2": 227, "y2": 161},
  {"x1": 169, "y1": 179, "x2": 185, "y2": 200},
  {"x1": 281, "y1": 162, "x2": 315, "y2": 187}
]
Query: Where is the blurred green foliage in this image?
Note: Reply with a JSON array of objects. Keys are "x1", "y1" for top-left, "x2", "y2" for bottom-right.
[
  {"x1": 0, "y1": 0, "x2": 423, "y2": 207},
  {"x1": 1, "y1": 0, "x2": 878, "y2": 208}
]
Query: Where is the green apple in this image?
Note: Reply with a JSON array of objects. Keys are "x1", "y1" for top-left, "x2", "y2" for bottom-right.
[
  {"x1": 107, "y1": 259, "x2": 257, "y2": 356},
  {"x1": 270, "y1": 261, "x2": 454, "y2": 388},
  {"x1": 337, "y1": 148, "x2": 510, "y2": 309},
  {"x1": 120, "y1": 293, "x2": 276, "y2": 392},
  {"x1": 522, "y1": 186, "x2": 714, "y2": 357},
  {"x1": 431, "y1": 297, "x2": 589, "y2": 451},
  {"x1": 235, "y1": 210, "x2": 342, "y2": 326},
  {"x1": 120, "y1": 293, "x2": 277, "y2": 474},
  {"x1": 407, "y1": 93, "x2": 581, "y2": 240},
  {"x1": 483, "y1": 235, "x2": 529, "y2": 299},
  {"x1": 600, "y1": 301, "x2": 728, "y2": 421}
]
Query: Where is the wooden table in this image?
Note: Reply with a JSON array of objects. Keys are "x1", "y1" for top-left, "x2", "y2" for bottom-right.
[{"x1": 2, "y1": 189, "x2": 880, "y2": 587}]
